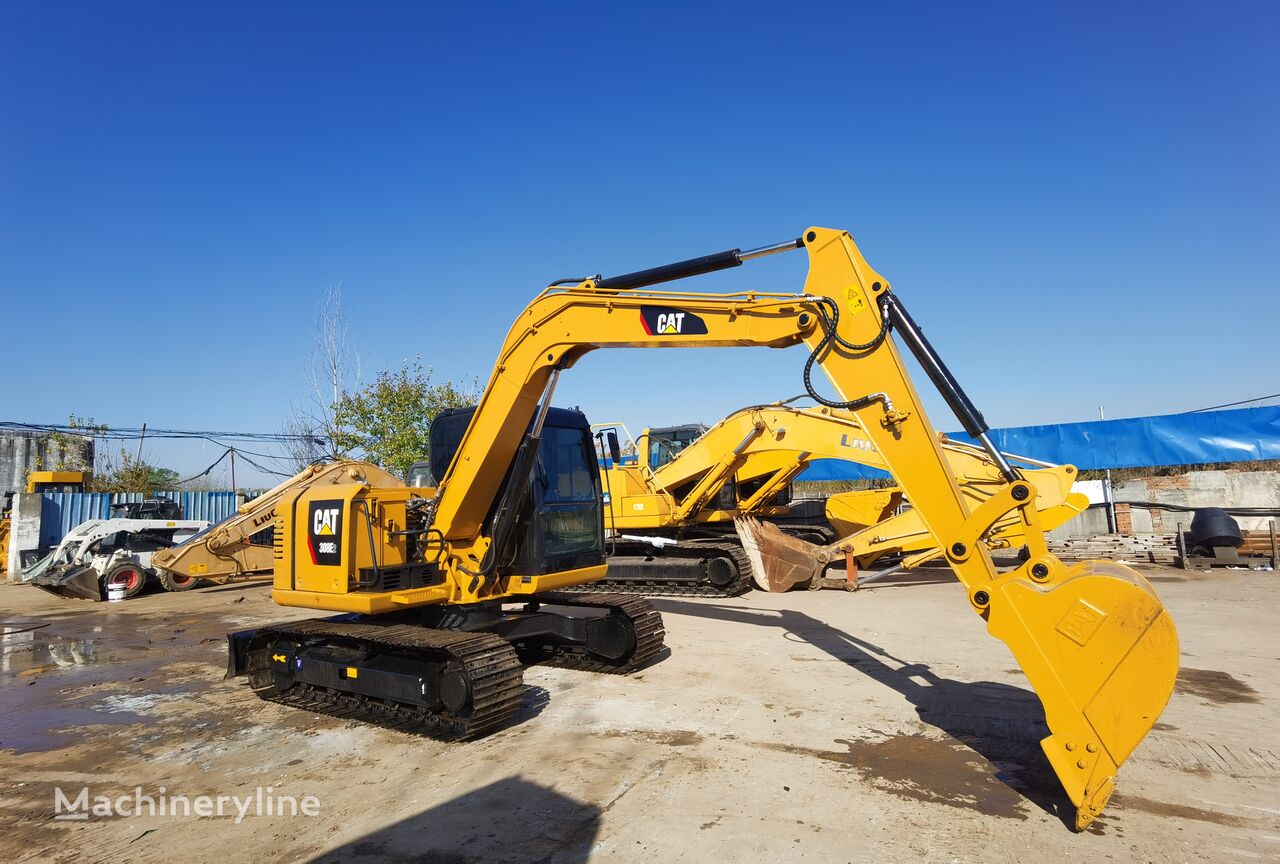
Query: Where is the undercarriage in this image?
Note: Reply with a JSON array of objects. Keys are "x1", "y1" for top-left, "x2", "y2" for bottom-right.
[{"x1": 228, "y1": 592, "x2": 663, "y2": 739}]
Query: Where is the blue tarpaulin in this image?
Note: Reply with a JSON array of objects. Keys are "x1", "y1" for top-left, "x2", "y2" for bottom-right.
[{"x1": 799, "y1": 406, "x2": 1280, "y2": 481}]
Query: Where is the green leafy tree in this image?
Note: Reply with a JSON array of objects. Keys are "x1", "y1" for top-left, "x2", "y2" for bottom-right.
[
  {"x1": 332, "y1": 357, "x2": 478, "y2": 476},
  {"x1": 149, "y1": 467, "x2": 182, "y2": 490},
  {"x1": 92, "y1": 451, "x2": 182, "y2": 493}
]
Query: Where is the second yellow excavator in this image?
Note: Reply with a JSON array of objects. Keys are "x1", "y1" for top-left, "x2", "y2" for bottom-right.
[
  {"x1": 588, "y1": 402, "x2": 1087, "y2": 594},
  {"x1": 149, "y1": 460, "x2": 404, "y2": 589},
  {"x1": 219, "y1": 225, "x2": 1176, "y2": 830}
]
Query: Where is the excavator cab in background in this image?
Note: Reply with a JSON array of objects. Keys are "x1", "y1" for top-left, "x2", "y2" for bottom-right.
[
  {"x1": 1, "y1": 471, "x2": 90, "y2": 578},
  {"x1": 646, "y1": 424, "x2": 706, "y2": 470},
  {"x1": 25, "y1": 470, "x2": 90, "y2": 494}
]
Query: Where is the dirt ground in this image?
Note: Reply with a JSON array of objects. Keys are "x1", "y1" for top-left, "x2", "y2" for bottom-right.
[{"x1": 1, "y1": 565, "x2": 1276, "y2": 863}]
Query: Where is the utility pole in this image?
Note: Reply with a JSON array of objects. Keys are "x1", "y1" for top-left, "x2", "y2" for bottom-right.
[
  {"x1": 1099, "y1": 406, "x2": 1117, "y2": 533},
  {"x1": 229, "y1": 448, "x2": 237, "y2": 496},
  {"x1": 136, "y1": 423, "x2": 147, "y2": 463}
]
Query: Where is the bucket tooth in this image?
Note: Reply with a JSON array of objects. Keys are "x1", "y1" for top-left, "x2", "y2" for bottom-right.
[{"x1": 734, "y1": 516, "x2": 824, "y2": 592}]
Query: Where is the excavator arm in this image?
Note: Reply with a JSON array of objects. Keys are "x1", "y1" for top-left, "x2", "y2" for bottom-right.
[
  {"x1": 419, "y1": 227, "x2": 1175, "y2": 829},
  {"x1": 150, "y1": 460, "x2": 404, "y2": 584}
]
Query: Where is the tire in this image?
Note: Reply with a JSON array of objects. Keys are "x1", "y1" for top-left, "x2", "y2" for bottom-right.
[
  {"x1": 102, "y1": 561, "x2": 148, "y2": 600},
  {"x1": 155, "y1": 568, "x2": 200, "y2": 592}
]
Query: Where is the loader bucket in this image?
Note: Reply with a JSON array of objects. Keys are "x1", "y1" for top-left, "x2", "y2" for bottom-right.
[
  {"x1": 30, "y1": 565, "x2": 103, "y2": 601},
  {"x1": 735, "y1": 516, "x2": 825, "y2": 591},
  {"x1": 987, "y1": 560, "x2": 1178, "y2": 830}
]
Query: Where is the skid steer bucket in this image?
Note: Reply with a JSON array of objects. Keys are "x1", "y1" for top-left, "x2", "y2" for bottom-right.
[{"x1": 30, "y1": 565, "x2": 103, "y2": 601}]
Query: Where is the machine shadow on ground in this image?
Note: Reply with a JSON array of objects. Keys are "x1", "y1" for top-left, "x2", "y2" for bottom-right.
[
  {"x1": 652, "y1": 598, "x2": 1074, "y2": 827},
  {"x1": 308, "y1": 776, "x2": 600, "y2": 863}
]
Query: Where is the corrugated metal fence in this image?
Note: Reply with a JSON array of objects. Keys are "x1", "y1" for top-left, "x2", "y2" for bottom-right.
[{"x1": 39, "y1": 491, "x2": 239, "y2": 547}]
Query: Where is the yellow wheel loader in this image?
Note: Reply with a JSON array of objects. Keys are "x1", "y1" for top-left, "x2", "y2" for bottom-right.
[
  {"x1": 223, "y1": 227, "x2": 1176, "y2": 830},
  {"x1": 589, "y1": 403, "x2": 1086, "y2": 594}
]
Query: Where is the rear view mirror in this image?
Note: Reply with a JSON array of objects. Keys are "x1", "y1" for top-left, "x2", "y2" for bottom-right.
[{"x1": 606, "y1": 430, "x2": 622, "y2": 465}]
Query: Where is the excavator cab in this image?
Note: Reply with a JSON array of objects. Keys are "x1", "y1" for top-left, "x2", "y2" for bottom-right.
[
  {"x1": 645, "y1": 424, "x2": 707, "y2": 470},
  {"x1": 431, "y1": 406, "x2": 606, "y2": 576},
  {"x1": 25, "y1": 470, "x2": 89, "y2": 494}
]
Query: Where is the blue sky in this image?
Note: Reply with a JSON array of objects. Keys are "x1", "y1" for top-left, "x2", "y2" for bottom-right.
[{"x1": 2, "y1": 2, "x2": 1276, "y2": 485}]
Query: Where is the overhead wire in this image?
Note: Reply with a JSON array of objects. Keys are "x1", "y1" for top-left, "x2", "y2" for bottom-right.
[{"x1": 1182, "y1": 392, "x2": 1280, "y2": 414}]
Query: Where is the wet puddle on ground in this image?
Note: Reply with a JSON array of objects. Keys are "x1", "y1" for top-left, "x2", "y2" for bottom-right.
[
  {"x1": 0, "y1": 616, "x2": 222, "y2": 755},
  {"x1": 1175, "y1": 668, "x2": 1260, "y2": 704},
  {"x1": 0, "y1": 622, "x2": 101, "y2": 675},
  {"x1": 757, "y1": 734, "x2": 1029, "y2": 820}
]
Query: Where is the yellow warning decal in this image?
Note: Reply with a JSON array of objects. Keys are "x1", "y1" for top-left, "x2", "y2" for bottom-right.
[
  {"x1": 272, "y1": 653, "x2": 288, "y2": 663},
  {"x1": 345, "y1": 667, "x2": 359, "y2": 679},
  {"x1": 846, "y1": 287, "x2": 866, "y2": 315}
]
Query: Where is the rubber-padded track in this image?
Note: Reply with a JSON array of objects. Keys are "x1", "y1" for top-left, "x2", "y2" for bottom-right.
[
  {"x1": 247, "y1": 618, "x2": 524, "y2": 741},
  {"x1": 527, "y1": 592, "x2": 666, "y2": 673}
]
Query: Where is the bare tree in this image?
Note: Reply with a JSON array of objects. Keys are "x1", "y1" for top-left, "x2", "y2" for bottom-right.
[
  {"x1": 278, "y1": 411, "x2": 330, "y2": 474},
  {"x1": 281, "y1": 285, "x2": 361, "y2": 473}
]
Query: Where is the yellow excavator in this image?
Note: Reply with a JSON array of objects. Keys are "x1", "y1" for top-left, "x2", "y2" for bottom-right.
[
  {"x1": 590, "y1": 403, "x2": 1087, "y2": 594},
  {"x1": 224, "y1": 226, "x2": 1176, "y2": 830},
  {"x1": 148, "y1": 460, "x2": 403, "y2": 590},
  {"x1": 27, "y1": 461, "x2": 403, "y2": 600}
]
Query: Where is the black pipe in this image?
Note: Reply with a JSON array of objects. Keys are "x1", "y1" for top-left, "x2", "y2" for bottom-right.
[
  {"x1": 883, "y1": 294, "x2": 989, "y2": 439},
  {"x1": 1109, "y1": 501, "x2": 1280, "y2": 516},
  {"x1": 594, "y1": 249, "x2": 742, "y2": 291}
]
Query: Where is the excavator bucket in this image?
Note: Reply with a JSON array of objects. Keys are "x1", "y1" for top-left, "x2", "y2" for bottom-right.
[
  {"x1": 824, "y1": 488, "x2": 901, "y2": 537},
  {"x1": 30, "y1": 565, "x2": 103, "y2": 601},
  {"x1": 988, "y1": 560, "x2": 1178, "y2": 830},
  {"x1": 735, "y1": 516, "x2": 825, "y2": 591}
]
